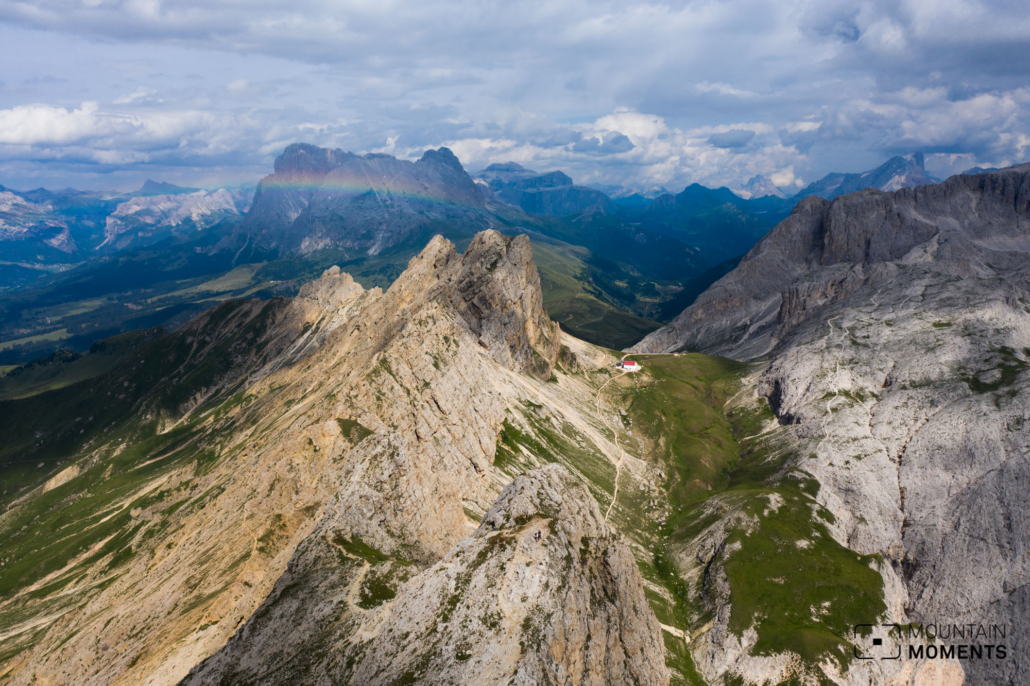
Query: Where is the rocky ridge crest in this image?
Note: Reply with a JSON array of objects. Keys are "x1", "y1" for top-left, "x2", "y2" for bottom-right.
[
  {"x1": 184, "y1": 465, "x2": 669, "y2": 685},
  {"x1": 634, "y1": 165, "x2": 1030, "y2": 685},
  {"x1": 0, "y1": 230, "x2": 664, "y2": 686}
]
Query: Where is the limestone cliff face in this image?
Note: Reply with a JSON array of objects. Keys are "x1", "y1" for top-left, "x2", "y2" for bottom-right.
[
  {"x1": 633, "y1": 166, "x2": 1030, "y2": 685},
  {"x1": 448, "y1": 231, "x2": 560, "y2": 376},
  {"x1": 183, "y1": 465, "x2": 669, "y2": 686},
  {"x1": 101, "y1": 189, "x2": 239, "y2": 251},
  {"x1": 0, "y1": 231, "x2": 658, "y2": 686},
  {"x1": 377, "y1": 230, "x2": 560, "y2": 379},
  {"x1": 632, "y1": 164, "x2": 1030, "y2": 358},
  {"x1": 240, "y1": 143, "x2": 491, "y2": 255}
]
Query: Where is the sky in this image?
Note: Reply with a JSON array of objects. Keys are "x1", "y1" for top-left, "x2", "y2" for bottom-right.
[{"x1": 0, "y1": 0, "x2": 1028, "y2": 193}]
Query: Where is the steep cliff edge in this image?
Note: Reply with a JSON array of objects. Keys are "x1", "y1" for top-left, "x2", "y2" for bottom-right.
[
  {"x1": 630, "y1": 166, "x2": 1030, "y2": 685},
  {"x1": 238, "y1": 143, "x2": 492, "y2": 255}
]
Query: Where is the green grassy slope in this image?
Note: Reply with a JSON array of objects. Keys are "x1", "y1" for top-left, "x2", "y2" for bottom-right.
[
  {"x1": 623, "y1": 355, "x2": 886, "y2": 683},
  {"x1": 499, "y1": 353, "x2": 888, "y2": 685},
  {"x1": 0, "y1": 299, "x2": 294, "y2": 666},
  {"x1": 0, "y1": 329, "x2": 162, "y2": 400},
  {"x1": 531, "y1": 240, "x2": 661, "y2": 350}
]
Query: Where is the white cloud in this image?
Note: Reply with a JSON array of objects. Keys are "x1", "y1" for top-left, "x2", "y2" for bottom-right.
[
  {"x1": 0, "y1": 0, "x2": 1027, "y2": 188},
  {"x1": 0, "y1": 102, "x2": 102, "y2": 145},
  {"x1": 696, "y1": 81, "x2": 758, "y2": 98},
  {"x1": 769, "y1": 166, "x2": 801, "y2": 188},
  {"x1": 112, "y1": 87, "x2": 159, "y2": 105}
]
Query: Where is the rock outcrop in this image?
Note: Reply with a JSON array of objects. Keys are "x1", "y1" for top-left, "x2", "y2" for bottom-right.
[
  {"x1": 634, "y1": 165, "x2": 1030, "y2": 685},
  {"x1": 183, "y1": 465, "x2": 669, "y2": 686}
]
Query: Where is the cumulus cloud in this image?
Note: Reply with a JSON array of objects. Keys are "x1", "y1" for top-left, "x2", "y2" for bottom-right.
[
  {"x1": 0, "y1": 102, "x2": 103, "y2": 145},
  {"x1": 0, "y1": 0, "x2": 1027, "y2": 188},
  {"x1": 572, "y1": 131, "x2": 634, "y2": 154}
]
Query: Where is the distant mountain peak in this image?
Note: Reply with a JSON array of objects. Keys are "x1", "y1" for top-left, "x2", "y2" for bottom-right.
[
  {"x1": 796, "y1": 152, "x2": 937, "y2": 200},
  {"x1": 483, "y1": 161, "x2": 529, "y2": 173},
  {"x1": 961, "y1": 165, "x2": 1002, "y2": 175},
  {"x1": 477, "y1": 164, "x2": 614, "y2": 218},
  {"x1": 903, "y1": 151, "x2": 925, "y2": 166},
  {"x1": 418, "y1": 146, "x2": 464, "y2": 171},
  {"x1": 734, "y1": 175, "x2": 786, "y2": 200},
  {"x1": 242, "y1": 143, "x2": 487, "y2": 255},
  {"x1": 138, "y1": 179, "x2": 196, "y2": 196}
]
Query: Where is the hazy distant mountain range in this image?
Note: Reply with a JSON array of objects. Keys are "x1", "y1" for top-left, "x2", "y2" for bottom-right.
[
  {"x1": 794, "y1": 152, "x2": 939, "y2": 200},
  {"x1": 476, "y1": 162, "x2": 616, "y2": 217},
  {"x1": 0, "y1": 149, "x2": 983, "y2": 289},
  {"x1": 0, "y1": 180, "x2": 253, "y2": 290},
  {"x1": 0, "y1": 146, "x2": 1020, "y2": 365}
]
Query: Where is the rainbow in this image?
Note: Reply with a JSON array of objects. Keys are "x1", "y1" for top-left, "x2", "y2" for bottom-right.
[{"x1": 255, "y1": 171, "x2": 487, "y2": 212}]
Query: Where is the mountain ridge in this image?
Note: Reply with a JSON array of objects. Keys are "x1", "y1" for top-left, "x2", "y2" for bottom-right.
[
  {"x1": 631, "y1": 164, "x2": 1030, "y2": 684},
  {"x1": 476, "y1": 162, "x2": 616, "y2": 217},
  {"x1": 0, "y1": 229, "x2": 676, "y2": 685},
  {"x1": 794, "y1": 152, "x2": 939, "y2": 200},
  {"x1": 240, "y1": 143, "x2": 490, "y2": 255}
]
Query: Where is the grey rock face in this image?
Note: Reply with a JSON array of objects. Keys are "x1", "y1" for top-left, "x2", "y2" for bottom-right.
[
  {"x1": 184, "y1": 465, "x2": 669, "y2": 686},
  {"x1": 101, "y1": 189, "x2": 239, "y2": 250},
  {"x1": 633, "y1": 164, "x2": 1030, "y2": 358},
  {"x1": 634, "y1": 165, "x2": 1030, "y2": 685},
  {"x1": 736, "y1": 174, "x2": 786, "y2": 199},
  {"x1": 0, "y1": 189, "x2": 69, "y2": 246},
  {"x1": 241, "y1": 143, "x2": 491, "y2": 255}
]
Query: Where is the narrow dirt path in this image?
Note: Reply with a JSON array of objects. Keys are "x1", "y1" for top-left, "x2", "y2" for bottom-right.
[
  {"x1": 345, "y1": 561, "x2": 371, "y2": 614},
  {"x1": 597, "y1": 365, "x2": 629, "y2": 522},
  {"x1": 326, "y1": 532, "x2": 372, "y2": 614}
]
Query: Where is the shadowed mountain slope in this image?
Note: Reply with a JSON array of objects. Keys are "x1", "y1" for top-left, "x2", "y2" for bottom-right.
[{"x1": 239, "y1": 144, "x2": 491, "y2": 255}]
